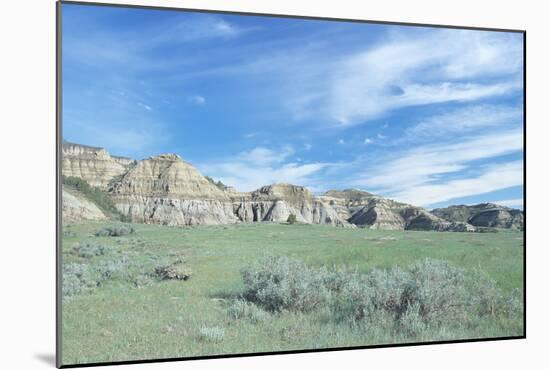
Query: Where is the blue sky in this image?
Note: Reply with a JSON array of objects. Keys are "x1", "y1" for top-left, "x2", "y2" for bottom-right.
[{"x1": 62, "y1": 4, "x2": 524, "y2": 209}]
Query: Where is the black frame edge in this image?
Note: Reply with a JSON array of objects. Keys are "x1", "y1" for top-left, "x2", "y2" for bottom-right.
[
  {"x1": 522, "y1": 30, "x2": 526, "y2": 339},
  {"x1": 58, "y1": 0, "x2": 526, "y2": 33},
  {"x1": 56, "y1": 1, "x2": 63, "y2": 367},
  {"x1": 59, "y1": 335, "x2": 525, "y2": 368}
]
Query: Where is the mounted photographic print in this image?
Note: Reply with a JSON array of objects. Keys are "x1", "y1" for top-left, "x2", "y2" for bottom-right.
[{"x1": 57, "y1": 1, "x2": 525, "y2": 367}]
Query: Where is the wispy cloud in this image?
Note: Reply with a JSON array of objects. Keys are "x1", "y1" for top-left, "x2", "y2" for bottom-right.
[
  {"x1": 494, "y1": 198, "x2": 524, "y2": 208},
  {"x1": 199, "y1": 145, "x2": 334, "y2": 192},
  {"x1": 152, "y1": 17, "x2": 245, "y2": 44},
  {"x1": 286, "y1": 30, "x2": 522, "y2": 125},
  {"x1": 389, "y1": 161, "x2": 523, "y2": 206},
  {"x1": 64, "y1": 12, "x2": 247, "y2": 74},
  {"x1": 138, "y1": 102, "x2": 152, "y2": 111},
  {"x1": 187, "y1": 95, "x2": 206, "y2": 105},
  {"x1": 351, "y1": 129, "x2": 523, "y2": 205},
  {"x1": 238, "y1": 146, "x2": 294, "y2": 166},
  {"x1": 63, "y1": 6, "x2": 523, "y2": 207},
  {"x1": 406, "y1": 104, "x2": 522, "y2": 138}
]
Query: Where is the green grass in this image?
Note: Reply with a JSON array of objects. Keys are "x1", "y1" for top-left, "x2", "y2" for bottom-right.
[{"x1": 61, "y1": 221, "x2": 524, "y2": 365}]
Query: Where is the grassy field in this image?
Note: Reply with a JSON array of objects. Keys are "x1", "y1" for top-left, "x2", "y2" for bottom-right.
[{"x1": 61, "y1": 221, "x2": 524, "y2": 365}]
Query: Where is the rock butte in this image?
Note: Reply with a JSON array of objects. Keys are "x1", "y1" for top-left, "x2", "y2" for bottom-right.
[{"x1": 62, "y1": 142, "x2": 524, "y2": 231}]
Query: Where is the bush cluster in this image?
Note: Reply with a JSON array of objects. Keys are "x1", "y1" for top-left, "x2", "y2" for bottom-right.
[
  {"x1": 205, "y1": 176, "x2": 229, "y2": 191},
  {"x1": 155, "y1": 260, "x2": 192, "y2": 281},
  {"x1": 287, "y1": 214, "x2": 297, "y2": 224},
  {"x1": 226, "y1": 299, "x2": 270, "y2": 324},
  {"x1": 96, "y1": 258, "x2": 129, "y2": 280},
  {"x1": 62, "y1": 263, "x2": 99, "y2": 297},
  {"x1": 73, "y1": 242, "x2": 110, "y2": 258},
  {"x1": 239, "y1": 256, "x2": 522, "y2": 334},
  {"x1": 241, "y1": 256, "x2": 329, "y2": 313},
  {"x1": 95, "y1": 223, "x2": 135, "y2": 237},
  {"x1": 62, "y1": 257, "x2": 130, "y2": 298},
  {"x1": 474, "y1": 227, "x2": 498, "y2": 233}
]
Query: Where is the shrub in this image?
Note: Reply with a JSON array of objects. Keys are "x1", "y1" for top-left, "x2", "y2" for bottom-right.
[
  {"x1": 241, "y1": 256, "x2": 330, "y2": 313},
  {"x1": 401, "y1": 259, "x2": 469, "y2": 325},
  {"x1": 198, "y1": 326, "x2": 225, "y2": 342},
  {"x1": 73, "y1": 242, "x2": 110, "y2": 258},
  {"x1": 62, "y1": 263, "x2": 99, "y2": 297},
  {"x1": 95, "y1": 223, "x2": 135, "y2": 237},
  {"x1": 96, "y1": 258, "x2": 129, "y2": 280},
  {"x1": 226, "y1": 299, "x2": 270, "y2": 323},
  {"x1": 329, "y1": 266, "x2": 410, "y2": 326},
  {"x1": 287, "y1": 214, "x2": 297, "y2": 224},
  {"x1": 155, "y1": 262, "x2": 192, "y2": 281},
  {"x1": 466, "y1": 270, "x2": 501, "y2": 316},
  {"x1": 501, "y1": 288, "x2": 523, "y2": 317},
  {"x1": 366, "y1": 267, "x2": 410, "y2": 313},
  {"x1": 205, "y1": 176, "x2": 229, "y2": 191},
  {"x1": 329, "y1": 275, "x2": 373, "y2": 325},
  {"x1": 239, "y1": 256, "x2": 519, "y2": 335},
  {"x1": 397, "y1": 302, "x2": 427, "y2": 337},
  {"x1": 467, "y1": 271, "x2": 523, "y2": 318},
  {"x1": 132, "y1": 274, "x2": 154, "y2": 289},
  {"x1": 475, "y1": 227, "x2": 498, "y2": 233}
]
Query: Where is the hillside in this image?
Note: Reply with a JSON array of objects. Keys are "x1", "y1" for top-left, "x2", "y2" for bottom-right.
[
  {"x1": 61, "y1": 142, "x2": 523, "y2": 231},
  {"x1": 432, "y1": 203, "x2": 524, "y2": 230}
]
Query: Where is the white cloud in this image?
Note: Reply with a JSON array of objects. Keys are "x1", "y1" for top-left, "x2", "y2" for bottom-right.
[
  {"x1": 152, "y1": 17, "x2": 243, "y2": 44},
  {"x1": 352, "y1": 129, "x2": 523, "y2": 205},
  {"x1": 188, "y1": 95, "x2": 206, "y2": 105},
  {"x1": 138, "y1": 102, "x2": 152, "y2": 111},
  {"x1": 364, "y1": 137, "x2": 373, "y2": 144},
  {"x1": 407, "y1": 104, "x2": 522, "y2": 138},
  {"x1": 390, "y1": 161, "x2": 523, "y2": 206},
  {"x1": 214, "y1": 20, "x2": 237, "y2": 35},
  {"x1": 199, "y1": 145, "x2": 332, "y2": 192},
  {"x1": 289, "y1": 30, "x2": 523, "y2": 125},
  {"x1": 239, "y1": 146, "x2": 294, "y2": 166},
  {"x1": 338, "y1": 139, "x2": 345, "y2": 144},
  {"x1": 494, "y1": 198, "x2": 524, "y2": 208},
  {"x1": 377, "y1": 133, "x2": 386, "y2": 139}
]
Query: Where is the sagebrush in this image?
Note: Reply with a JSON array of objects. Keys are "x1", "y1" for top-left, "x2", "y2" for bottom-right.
[
  {"x1": 239, "y1": 256, "x2": 522, "y2": 335},
  {"x1": 95, "y1": 223, "x2": 135, "y2": 237}
]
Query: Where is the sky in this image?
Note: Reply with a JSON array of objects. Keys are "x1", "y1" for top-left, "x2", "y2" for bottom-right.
[{"x1": 62, "y1": 4, "x2": 524, "y2": 209}]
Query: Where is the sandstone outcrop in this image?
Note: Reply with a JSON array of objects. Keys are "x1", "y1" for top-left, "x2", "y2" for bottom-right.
[
  {"x1": 107, "y1": 153, "x2": 237, "y2": 225},
  {"x1": 62, "y1": 141, "x2": 135, "y2": 189},
  {"x1": 468, "y1": 207, "x2": 524, "y2": 230},
  {"x1": 322, "y1": 190, "x2": 475, "y2": 232},
  {"x1": 61, "y1": 142, "x2": 522, "y2": 231},
  {"x1": 62, "y1": 186, "x2": 107, "y2": 222},
  {"x1": 431, "y1": 203, "x2": 524, "y2": 230},
  {"x1": 233, "y1": 184, "x2": 354, "y2": 227}
]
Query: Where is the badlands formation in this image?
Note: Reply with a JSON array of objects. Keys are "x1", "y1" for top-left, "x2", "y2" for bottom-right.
[{"x1": 62, "y1": 142, "x2": 523, "y2": 231}]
